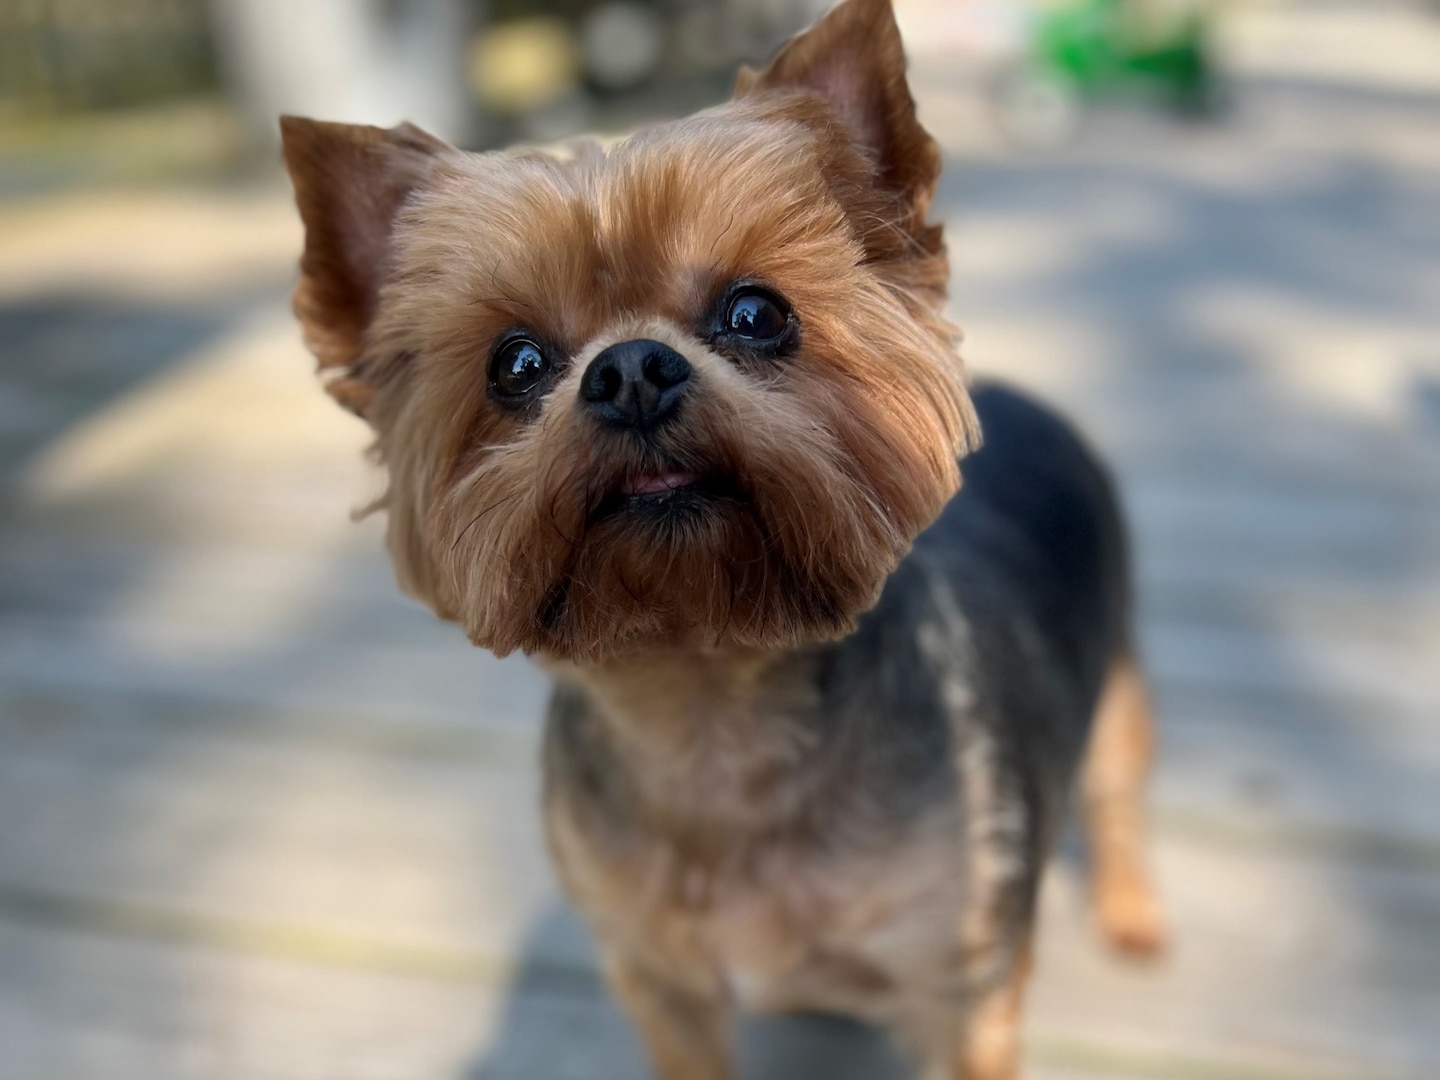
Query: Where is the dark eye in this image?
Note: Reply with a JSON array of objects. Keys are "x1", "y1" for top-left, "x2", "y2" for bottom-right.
[
  {"x1": 492, "y1": 337, "x2": 550, "y2": 396},
  {"x1": 725, "y1": 289, "x2": 789, "y2": 342}
]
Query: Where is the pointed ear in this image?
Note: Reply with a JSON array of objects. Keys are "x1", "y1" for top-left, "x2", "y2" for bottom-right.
[
  {"x1": 736, "y1": 0, "x2": 939, "y2": 226},
  {"x1": 280, "y1": 116, "x2": 451, "y2": 416},
  {"x1": 732, "y1": 63, "x2": 760, "y2": 97}
]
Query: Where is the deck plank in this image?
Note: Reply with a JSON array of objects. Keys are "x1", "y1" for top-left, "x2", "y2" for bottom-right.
[{"x1": 2, "y1": 2, "x2": 1439, "y2": 1077}]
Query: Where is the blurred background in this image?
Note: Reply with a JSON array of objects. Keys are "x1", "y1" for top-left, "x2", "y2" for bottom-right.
[{"x1": 1, "y1": 0, "x2": 1438, "y2": 1077}]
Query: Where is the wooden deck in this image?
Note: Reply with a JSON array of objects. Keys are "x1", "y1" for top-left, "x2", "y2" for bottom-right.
[{"x1": 2, "y1": 3, "x2": 1438, "y2": 1077}]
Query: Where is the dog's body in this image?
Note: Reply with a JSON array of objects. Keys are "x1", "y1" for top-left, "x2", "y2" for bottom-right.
[
  {"x1": 542, "y1": 384, "x2": 1159, "y2": 1077},
  {"x1": 281, "y1": 0, "x2": 1164, "y2": 1073}
]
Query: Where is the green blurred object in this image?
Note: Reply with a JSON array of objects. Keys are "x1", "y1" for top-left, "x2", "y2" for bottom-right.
[
  {"x1": 997, "y1": 0, "x2": 1224, "y2": 143},
  {"x1": 1038, "y1": 0, "x2": 1217, "y2": 107}
]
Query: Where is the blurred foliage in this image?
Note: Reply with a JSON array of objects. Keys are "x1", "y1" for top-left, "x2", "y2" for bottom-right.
[
  {"x1": 0, "y1": 0, "x2": 808, "y2": 184},
  {"x1": 0, "y1": 0, "x2": 219, "y2": 117},
  {"x1": 1031, "y1": 0, "x2": 1218, "y2": 108}
]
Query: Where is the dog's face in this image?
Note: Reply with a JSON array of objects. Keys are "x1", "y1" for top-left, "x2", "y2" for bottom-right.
[{"x1": 282, "y1": 0, "x2": 977, "y2": 661}]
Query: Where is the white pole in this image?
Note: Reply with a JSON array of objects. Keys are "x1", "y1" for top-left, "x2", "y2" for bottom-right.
[{"x1": 208, "y1": 0, "x2": 480, "y2": 144}]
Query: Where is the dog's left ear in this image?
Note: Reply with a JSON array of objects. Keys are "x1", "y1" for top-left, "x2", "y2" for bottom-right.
[
  {"x1": 736, "y1": 0, "x2": 940, "y2": 235},
  {"x1": 280, "y1": 116, "x2": 452, "y2": 417}
]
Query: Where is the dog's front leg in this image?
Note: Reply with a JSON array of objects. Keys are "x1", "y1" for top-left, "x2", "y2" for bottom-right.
[
  {"x1": 909, "y1": 943, "x2": 1032, "y2": 1080},
  {"x1": 602, "y1": 949, "x2": 733, "y2": 1080}
]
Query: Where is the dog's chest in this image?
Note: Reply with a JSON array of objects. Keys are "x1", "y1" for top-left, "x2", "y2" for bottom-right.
[
  {"x1": 698, "y1": 869, "x2": 929, "y2": 1013},
  {"x1": 555, "y1": 807, "x2": 966, "y2": 1015},
  {"x1": 543, "y1": 666, "x2": 972, "y2": 1013}
]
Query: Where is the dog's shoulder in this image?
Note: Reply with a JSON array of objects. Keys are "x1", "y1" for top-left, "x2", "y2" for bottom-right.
[
  {"x1": 914, "y1": 380, "x2": 1129, "y2": 705},
  {"x1": 821, "y1": 382, "x2": 1131, "y2": 828}
]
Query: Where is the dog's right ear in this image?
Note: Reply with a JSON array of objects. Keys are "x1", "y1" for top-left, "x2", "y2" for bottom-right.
[
  {"x1": 280, "y1": 116, "x2": 451, "y2": 416},
  {"x1": 734, "y1": 0, "x2": 939, "y2": 249}
]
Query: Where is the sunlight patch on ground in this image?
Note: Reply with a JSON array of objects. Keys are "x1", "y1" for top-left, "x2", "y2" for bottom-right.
[
  {"x1": 18, "y1": 308, "x2": 371, "y2": 506},
  {"x1": 16, "y1": 307, "x2": 377, "y2": 658},
  {"x1": 1222, "y1": 2, "x2": 1440, "y2": 95},
  {"x1": 1181, "y1": 286, "x2": 1440, "y2": 425},
  {"x1": 0, "y1": 188, "x2": 299, "y2": 302}
]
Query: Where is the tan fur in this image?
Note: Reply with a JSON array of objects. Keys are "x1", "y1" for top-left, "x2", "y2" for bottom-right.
[
  {"x1": 1082, "y1": 650, "x2": 1168, "y2": 957},
  {"x1": 603, "y1": 950, "x2": 733, "y2": 1080},
  {"x1": 952, "y1": 944, "x2": 1031, "y2": 1080}
]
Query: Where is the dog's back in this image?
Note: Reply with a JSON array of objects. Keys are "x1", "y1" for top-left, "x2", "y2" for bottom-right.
[
  {"x1": 821, "y1": 381, "x2": 1133, "y2": 874},
  {"x1": 930, "y1": 380, "x2": 1130, "y2": 736}
]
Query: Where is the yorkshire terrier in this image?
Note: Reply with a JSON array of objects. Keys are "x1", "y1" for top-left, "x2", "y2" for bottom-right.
[{"x1": 280, "y1": 0, "x2": 1166, "y2": 1074}]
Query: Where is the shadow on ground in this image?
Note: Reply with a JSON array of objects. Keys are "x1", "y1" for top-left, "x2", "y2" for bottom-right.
[{"x1": 466, "y1": 907, "x2": 912, "y2": 1080}]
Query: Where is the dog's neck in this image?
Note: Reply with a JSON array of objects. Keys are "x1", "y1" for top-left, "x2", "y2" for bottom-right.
[{"x1": 545, "y1": 646, "x2": 838, "y2": 836}]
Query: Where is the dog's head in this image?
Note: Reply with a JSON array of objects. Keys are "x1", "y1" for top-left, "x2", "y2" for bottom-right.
[{"x1": 282, "y1": 0, "x2": 977, "y2": 662}]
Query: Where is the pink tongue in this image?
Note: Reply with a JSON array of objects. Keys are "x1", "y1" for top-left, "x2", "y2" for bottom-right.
[{"x1": 626, "y1": 470, "x2": 698, "y2": 496}]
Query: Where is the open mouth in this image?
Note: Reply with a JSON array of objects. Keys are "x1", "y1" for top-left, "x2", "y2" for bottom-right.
[
  {"x1": 592, "y1": 468, "x2": 740, "y2": 522},
  {"x1": 623, "y1": 469, "x2": 700, "y2": 497}
]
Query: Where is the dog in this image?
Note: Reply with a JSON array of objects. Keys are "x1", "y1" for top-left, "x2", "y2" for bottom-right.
[{"x1": 280, "y1": 0, "x2": 1166, "y2": 1074}]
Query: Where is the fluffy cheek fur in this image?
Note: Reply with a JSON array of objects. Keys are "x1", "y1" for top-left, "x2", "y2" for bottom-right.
[{"x1": 377, "y1": 312, "x2": 969, "y2": 662}]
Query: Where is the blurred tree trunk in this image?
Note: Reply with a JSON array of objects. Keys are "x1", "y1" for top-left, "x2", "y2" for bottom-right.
[{"x1": 209, "y1": 0, "x2": 481, "y2": 145}]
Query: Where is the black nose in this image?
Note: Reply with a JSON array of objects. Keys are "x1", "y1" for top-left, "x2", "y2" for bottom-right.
[{"x1": 580, "y1": 339, "x2": 691, "y2": 431}]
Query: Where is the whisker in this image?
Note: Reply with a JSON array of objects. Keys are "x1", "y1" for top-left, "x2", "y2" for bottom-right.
[
  {"x1": 709, "y1": 210, "x2": 738, "y2": 257},
  {"x1": 450, "y1": 492, "x2": 521, "y2": 554}
]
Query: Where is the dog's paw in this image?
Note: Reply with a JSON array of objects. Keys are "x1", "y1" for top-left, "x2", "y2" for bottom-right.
[{"x1": 1096, "y1": 872, "x2": 1168, "y2": 959}]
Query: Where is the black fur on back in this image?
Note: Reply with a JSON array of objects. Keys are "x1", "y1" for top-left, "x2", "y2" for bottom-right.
[{"x1": 819, "y1": 380, "x2": 1132, "y2": 852}]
